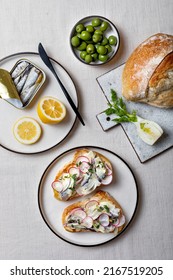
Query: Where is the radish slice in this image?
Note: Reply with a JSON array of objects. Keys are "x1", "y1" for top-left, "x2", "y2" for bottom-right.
[
  {"x1": 76, "y1": 156, "x2": 90, "y2": 165},
  {"x1": 105, "y1": 164, "x2": 112, "y2": 176},
  {"x1": 99, "y1": 213, "x2": 110, "y2": 227},
  {"x1": 114, "y1": 215, "x2": 125, "y2": 227},
  {"x1": 82, "y1": 216, "x2": 93, "y2": 228},
  {"x1": 101, "y1": 174, "x2": 113, "y2": 185},
  {"x1": 70, "y1": 207, "x2": 83, "y2": 214},
  {"x1": 79, "y1": 161, "x2": 90, "y2": 173},
  {"x1": 113, "y1": 218, "x2": 120, "y2": 227},
  {"x1": 85, "y1": 200, "x2": 99, "y2": 210},
  {"x1": 51, "y1": 180, "x2": 63, "y2": 192},
  {"x1": 72, "y1": 209, "x2": 86, "y2": 220},
  {"x1": 118, "y1": 215, "x2": 125, "y2": 227},
  {"x1": 76, "y1": 177, "x2": 83, "y2": 185},
  {"x1": 68, "y1": 166, "x2": 80, "y2": 178}
]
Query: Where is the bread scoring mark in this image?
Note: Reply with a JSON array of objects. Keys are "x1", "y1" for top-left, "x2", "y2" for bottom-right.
[
  {"x1": 124, "y1": 34, "x2": 173, "y2": 103},
  {"x1": 131, "y1": 55, "x2": 165, "y2": 99}
]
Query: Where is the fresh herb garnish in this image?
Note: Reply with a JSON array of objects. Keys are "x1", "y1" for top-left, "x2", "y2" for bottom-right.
[
  {"x1": 104, "y1": 205, "x2": 110, "y2": 213},
  {"x1": 64, "y1": 175, "x2": 70, "y2": 179},
  {"x1": 105, "y1": 89, "x2": 137, "y2": 123},
  {"x1": 76, "y1": 161, "x2": 82, "y2": 167},
  {"x1": 69, "y1": 186, "x2": 75, "y2": 192},
  {"x1": 71, "y1": 174, "x2": 77, "y2": 181},
  {"x1": 88, "y1": 168, "x2": 94, "y2": 173},
  {"x1": 94, "y1": 222, "x2": 100, "y2": 229},
  {"x1": 97, "y1": 206, "x2": 104, "y2": 212}
]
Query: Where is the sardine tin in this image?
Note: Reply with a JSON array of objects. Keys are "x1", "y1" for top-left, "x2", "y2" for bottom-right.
[
  {"x1": 0, "y1": 58, "x2": 46, "y2": 109},
  {"x1": 10, "y1": 58, "x2": 46, "y2": 108}
]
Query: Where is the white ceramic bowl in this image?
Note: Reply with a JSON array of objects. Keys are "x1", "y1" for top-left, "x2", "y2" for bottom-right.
[{"x1": 70, "y1": 15, "x2": 120, "y2": 66}]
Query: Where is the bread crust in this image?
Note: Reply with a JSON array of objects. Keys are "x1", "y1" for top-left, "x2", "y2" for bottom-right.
[
  {"x1": 122, "y1": 33, "x2": 173, "y2": 108},
  {"x1": 62, "y1": 190, "x2": 125, "y2": 234},
  {"x1": 147, "y1": 52, "x2": 173, "y2": 107},
  {"x1": 53, "y1": 149, "x2": 113, "y2": 201}
]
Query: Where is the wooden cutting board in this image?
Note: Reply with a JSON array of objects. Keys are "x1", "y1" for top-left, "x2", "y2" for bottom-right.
[{"x1": 96, "y1": 63, "x2": 173, "y2": 163}]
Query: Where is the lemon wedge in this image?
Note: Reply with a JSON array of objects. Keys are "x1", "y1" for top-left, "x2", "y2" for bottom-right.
[
  {"x1": 13, "y1": 117, "x2": 41, "y2": 145},
  {"x1": 37, "y1": 96, "x2": 66, "y2": 124}
]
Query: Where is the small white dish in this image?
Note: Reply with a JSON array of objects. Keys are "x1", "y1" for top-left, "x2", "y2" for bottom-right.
[{"x1": 70, "y1": 15, "x2": 120, "y2": 66}]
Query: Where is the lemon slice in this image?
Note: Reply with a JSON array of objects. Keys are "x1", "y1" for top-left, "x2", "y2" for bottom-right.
[
  {"x1": 37, "y1": 96, "x2": 66, "y2": 124},
  {"x1": 13, "y1": 117, "x2": 41, "y2": 145}
]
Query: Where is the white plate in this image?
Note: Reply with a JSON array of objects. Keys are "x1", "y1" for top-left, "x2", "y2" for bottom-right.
[
  {"x1": 0, "y1": 52, "x2": 78, "y2": 154},
  {"x1": 38, "y1": 146, "x2": 138, "y2": 247}
]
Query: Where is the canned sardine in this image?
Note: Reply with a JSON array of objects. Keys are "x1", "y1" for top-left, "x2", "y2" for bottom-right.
[{"x1": 10, "y1": 58, "x2": 46, "y2": 108}]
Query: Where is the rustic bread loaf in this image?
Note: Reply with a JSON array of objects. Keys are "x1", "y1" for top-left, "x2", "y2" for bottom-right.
[{"x1": 122, "y1": 33, "x2": 173, "y2": 108}]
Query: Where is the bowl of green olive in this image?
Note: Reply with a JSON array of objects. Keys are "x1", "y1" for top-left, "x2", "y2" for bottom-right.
[{"x1": 70, "y1": 15, "x2": 120, "y2": 65}]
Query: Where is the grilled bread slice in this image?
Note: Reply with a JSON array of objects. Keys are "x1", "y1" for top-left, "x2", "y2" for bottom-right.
[
  {"x1": 62, "y1": 190, "x2": 125, "y2": 234},
  {"x1": 51, "y1": 149, "x2": 113, "y2": 201}
]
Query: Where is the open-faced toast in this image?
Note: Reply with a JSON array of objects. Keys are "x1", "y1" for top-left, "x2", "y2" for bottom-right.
[
  {"x1": 62, "y1": 190, "x2": 125, "y2": 234},
  {"x1": 51, "y1": 149, "x2": 113, "y2": 201}
]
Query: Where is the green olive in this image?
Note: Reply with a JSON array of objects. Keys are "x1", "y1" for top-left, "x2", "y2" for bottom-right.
[
  {"x1": 100, "y1": 21, "x2": 109, "y2": 31},
  {"x1": 98, "y1": 54, "x2": 109, "y2": 62},
  {"x1": 80, "y1": 31, "x2": 92, "y2": 41},
  {"x1": 95, "y1": 44, "x2": 100, "y2": 51},
  {"x1": 85, "y1": 54, "x2": 93, "y2": 63},
  {"x1": 91, "y1": 53, "x2": 98, "y2": 61},
  {"x1": 109, "y1": 35, "x2": 117, "y2": 45},
  {"x1": 76, "y1": 33, "x2": 81, "y2": 39},
  {"x1": 94, "y1": 29, "x2": 103, "y2": 36},
  {"x1": 77, "y1": 41, "x2": 87, "y2": 51},
  {"x1": 75, "y1": 23, "x2": 85, "y2": 33},
  {"x1": 101, "y1": 36, "x2": 108, "y2": 46},
  {"x1": 92, "y1": 33, "x2": 102, "y2": 43},
  {"x1": 97, "y1": 45, "x2": 107, "y2": 55},
  {"x1": 71, "y1": 36, "x2": 81, "y2": 47},
  {"x1": 86, "y1": 25, "x2": 94, "y2": 33},
  {"x1": 80, "y1": 51, "x2": 87, "y2": 60},
  {"x1": 105, "y1": 44, "x2": 112, "y2": 53},
  {"x1": 86, "y1": 44, "x2": 95, "y2": 54},
  {"x1": 91, "y1": 18, "x2": 102, "y2": 27}
]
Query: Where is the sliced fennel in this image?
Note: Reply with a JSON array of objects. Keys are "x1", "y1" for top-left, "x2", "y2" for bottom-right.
[
  {"x1": 105, "y1": 89, "x2": 163, "y2": 145},
  {"x1": 134, "y1": 116, "x2": 163, "y2": 145}
]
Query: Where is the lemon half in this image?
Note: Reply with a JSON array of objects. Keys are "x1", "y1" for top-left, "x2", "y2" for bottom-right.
[
  {"x1": 37, "y1": 96, "x2": 66, "y2": 124},
  {"x1": 13, "y1": 117, "x2": 41, "y2": 145}
]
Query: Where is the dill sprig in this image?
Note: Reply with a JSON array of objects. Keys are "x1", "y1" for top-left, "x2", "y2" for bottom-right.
[{"x1": 105, "y1": 89, "x2": 137, "y2": 123}]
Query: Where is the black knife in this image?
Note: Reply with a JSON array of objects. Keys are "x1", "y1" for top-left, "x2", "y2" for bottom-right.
[{"x1": 38, "y1": 43, "x2": 85, "y2": 126}]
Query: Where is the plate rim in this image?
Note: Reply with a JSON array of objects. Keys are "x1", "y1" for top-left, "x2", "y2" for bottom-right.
[
  {"x1": 38, "y1": 145, "x2": 139, "y2": 247},
  {"x1": 0, "y1": 52, "x2": 78, "y2": 155}
]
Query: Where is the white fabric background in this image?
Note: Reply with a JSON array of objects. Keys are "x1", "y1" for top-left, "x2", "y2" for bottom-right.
[{"x1": 0, "y1": 0, "x2": 172, "y2": 260}]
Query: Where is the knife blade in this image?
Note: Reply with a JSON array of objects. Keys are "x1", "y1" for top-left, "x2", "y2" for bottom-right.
[{"x1": 38, "y1": 43, "x2": 85, "y2": 126}]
